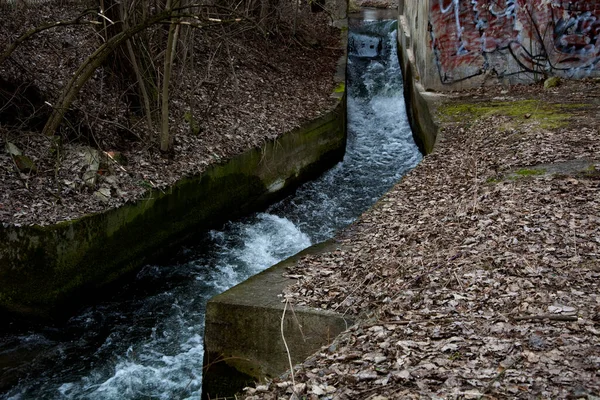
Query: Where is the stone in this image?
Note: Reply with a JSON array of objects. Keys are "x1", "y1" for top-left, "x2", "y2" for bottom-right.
[
  {"x1": 544, "y1": 76, "x2": 560, "y2": 89},
  {"x1": 83, "y1": 147, "x2": 100, "y2": 187},
  {"x1": 5, "y1": 142, "x2": 22, "y2": 156},
  {"x1": 93, "y1": 187, "x2": 111, "y2": 203}
]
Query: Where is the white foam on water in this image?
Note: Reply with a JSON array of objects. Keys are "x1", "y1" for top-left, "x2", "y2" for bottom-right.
[
  {"x1": 56, "y1": 333, "x2": 205, "y2": 400},
  {"x1": 233, "y1": 213, "x2": 312, "y2": 272}
]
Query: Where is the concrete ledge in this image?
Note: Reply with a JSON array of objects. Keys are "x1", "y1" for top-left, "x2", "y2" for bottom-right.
[
  {"x1": 202, "y1": 240, "x2": 354, "y2": 399},
  {"x1": 397, "y1": 9, "x2": 441, "y2": 155},
  {"x1": 0, "y1": 97, "x2": 347, "y2": 319}
]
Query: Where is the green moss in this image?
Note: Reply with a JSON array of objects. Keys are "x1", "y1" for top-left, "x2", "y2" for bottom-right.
[
  {"x1": 578, "y1": 164, "x2": 600, "y2": 179},
  {"x1": 183, "y1": 111, "x2": 201, "y2": 135},
  {"x1": 334, "y1": 82, "x2": 345, "y2": 93},
  {"x1": 514, "y1": 168, "x2": 545, "y2": 176},
  {"x1": 544, "y1": 76, "x2": 561, "y2": 89},
  {"x1": 438, "y1": 100, "x2": 583, "y2": 129}
]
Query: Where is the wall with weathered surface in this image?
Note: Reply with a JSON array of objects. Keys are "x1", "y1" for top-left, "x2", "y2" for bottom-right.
[
  {"x1": 0, "y1": 98, "x2": 346, "y2": 319},
  {"x1": 202, "y1": 240, "x2": 353, "y2": 400},
  {"x1": 401, "y1": 0, "x2": 600, "y2": 90}
]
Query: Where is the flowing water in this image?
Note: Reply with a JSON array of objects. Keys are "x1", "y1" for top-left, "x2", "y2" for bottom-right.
[{"x1": 0, "y1": 19, "x2": 421, "y2": 400}]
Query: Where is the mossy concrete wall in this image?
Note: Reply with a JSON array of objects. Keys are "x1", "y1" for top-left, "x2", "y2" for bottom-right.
[
  {"x1": 0, "y1": 98, "x2": 346, "y2": 319},
  {"x1": 202, "y1": 240, "x2": 353, "y2": 400},
  {"x1": 397, "y1": 8, "x2": 440, "y2": 155}
]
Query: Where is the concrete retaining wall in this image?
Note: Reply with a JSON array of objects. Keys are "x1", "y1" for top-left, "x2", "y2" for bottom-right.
[
  {"x1": 202, "y1": 240, "x2": 353, "y2": 399},
  {"x1": 0, "y1": 98, "x2": 346, "y2": 319},
  {"x1": 397, "y1": 7, "x2": 440, "y2": 154}
]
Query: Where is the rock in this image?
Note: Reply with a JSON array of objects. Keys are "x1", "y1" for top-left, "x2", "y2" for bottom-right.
[
  {"x1": 5, "y1": 142, "x2": 22, "y2": 156},
  {"x1": 83, "y1": 170, "x2": 97, "y2": 187},
  {"x1": 93, "y1": 187, "x2": 111, "y2": 203},
  {"x1": 544, "y1": 76, "x2": 560, "y2": 89},
  {"x1": 83, "y1": 147, "x2": 100, "y2": 187},
  {"x1": 13, "y1": 155, "x2": 37, "y2": 173}
]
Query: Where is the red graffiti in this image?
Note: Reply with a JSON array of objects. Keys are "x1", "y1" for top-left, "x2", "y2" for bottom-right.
[{"x1": 429, "y1": 0, "x2": 600, "y2": 84}]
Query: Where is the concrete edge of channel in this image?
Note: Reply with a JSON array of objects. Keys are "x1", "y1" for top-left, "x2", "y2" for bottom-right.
[
  {"x1": 202, "y1": 239, "x2": 355, "y2": 399},
  {"x1": 202, "y1": 9, "x2": 446, "y2": 399}
]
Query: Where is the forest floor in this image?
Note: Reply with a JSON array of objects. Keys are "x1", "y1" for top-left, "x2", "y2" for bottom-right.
[
  {"x1": 0, "y1": 1, "x2": 342, "y2": 226},
  {"x1": 248, "y1": 79, "x2": 600, "y2": 399},
  {"x1": 353, "y1": 0, "x2": 397, "y2": 10}
]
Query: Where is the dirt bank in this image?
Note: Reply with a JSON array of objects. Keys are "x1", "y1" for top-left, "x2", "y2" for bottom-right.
[{"x1": 0, "y1": 1, "x2": 342, "y2": 226}]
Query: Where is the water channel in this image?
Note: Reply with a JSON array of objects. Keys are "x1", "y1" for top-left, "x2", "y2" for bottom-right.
[{"x1": 1, "y1": 17, "x2": 422, "y2": 400}]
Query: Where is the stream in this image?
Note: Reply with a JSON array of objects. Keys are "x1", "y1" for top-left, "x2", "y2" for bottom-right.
[{"x1": 0, "y1": 17, "x2": 421, "y2": 400}]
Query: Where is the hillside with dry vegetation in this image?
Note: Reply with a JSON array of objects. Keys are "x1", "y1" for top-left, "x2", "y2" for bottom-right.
[{"x1": 0, "y1": 0, "x2": 342, "y2": 225}]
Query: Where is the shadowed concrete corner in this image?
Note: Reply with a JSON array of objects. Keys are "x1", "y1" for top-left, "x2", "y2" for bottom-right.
[{"x1": 202, "y1": 240, "x2": 354, "y2": 400}]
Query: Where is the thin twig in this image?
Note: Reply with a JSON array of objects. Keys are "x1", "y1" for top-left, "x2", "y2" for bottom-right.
[{"x1": 281, "y1": 299, "x2": 296, "y2": 389}]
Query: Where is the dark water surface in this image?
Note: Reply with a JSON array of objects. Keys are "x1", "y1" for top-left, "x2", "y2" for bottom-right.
[{"x1": 1, "y1": 19, "x2": 421, "y2": 400}]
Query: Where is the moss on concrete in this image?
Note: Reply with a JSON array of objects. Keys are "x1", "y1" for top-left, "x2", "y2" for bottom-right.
[
  {"x1": 438, "y1": 100, "x2": 583, "y2": 129},
  {"x1": 485, "y1": 160, "x2": 597, "y2": 185},
  {"x1": 514, "y1": 168, "x2": 546, "y2": 177},
  {"x1": 0, "y1": 96, "x2": 347, "y2": 320}
]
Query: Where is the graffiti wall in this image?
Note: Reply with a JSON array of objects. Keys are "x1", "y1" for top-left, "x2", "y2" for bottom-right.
[{"x1": 429, "y1": 0, "x2": 600, "y2": 84}]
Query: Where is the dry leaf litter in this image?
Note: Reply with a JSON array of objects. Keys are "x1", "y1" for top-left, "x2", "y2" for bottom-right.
[
  {"x1": 0, "y1": 3, "x2": 342, "y2": 226},
  {"x1": 247, "y1": 81, "x2": 600, "y2": 399}
]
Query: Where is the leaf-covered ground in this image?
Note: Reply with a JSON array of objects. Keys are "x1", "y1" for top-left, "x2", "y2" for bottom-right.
[
  {"x1": 0, "y1": 1, "x2": 342, "y2": 226},
  {"x1": 248, "y1": 80, "x2": 600, "y2": 399}
]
